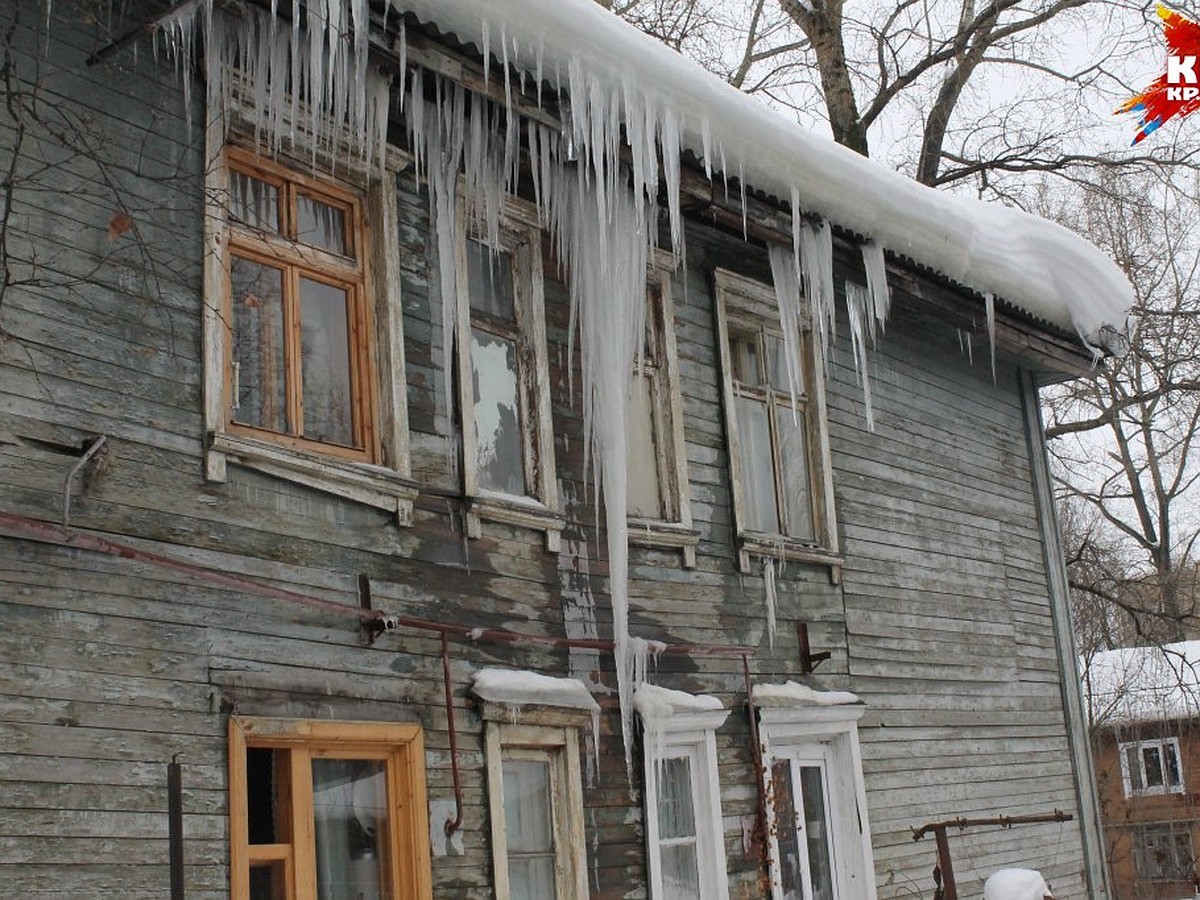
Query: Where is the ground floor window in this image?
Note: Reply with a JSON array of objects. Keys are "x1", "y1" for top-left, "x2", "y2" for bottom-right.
[
  {"x1": 228, "y1": 717, "x2": 432, "y2": 900},
  {"x1": 753, "y1": 683, "x2": 877, "y2": 900},
  {"x1": 473, "y1": 669, "x2": 595, "y2": 900},
  {"x1": 1135, "y1": 823, "x2": 1196, "y2": 881}
]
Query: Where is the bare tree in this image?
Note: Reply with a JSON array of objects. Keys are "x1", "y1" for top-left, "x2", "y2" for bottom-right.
[
  {"x1": 615, "y1": 1, "x2": 1195, "y2": 194},
  {"x1": 1044, "y1": 169, "x2": 1200, "y2": 645}
]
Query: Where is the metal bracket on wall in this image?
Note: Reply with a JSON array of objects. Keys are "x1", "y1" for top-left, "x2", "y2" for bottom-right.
[{"x1": 797, "y1": 621, "x2": 831, "y2": 674}]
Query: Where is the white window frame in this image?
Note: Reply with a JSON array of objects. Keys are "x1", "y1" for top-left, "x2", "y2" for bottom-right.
[
  {"x1": 627, "y1": 250, "x2": 699, "y2": 568},
  {"x1": 202, "y1": 93, "x2": 418, "y2": 524},
  {"x1": 639, "y1": 695, "x2": 730, "y2": 899},
  {"x1": 480, "y1": 718, "x2": 589, "y2": 899},
  {"x1": 454, "y1": 194, "x2": 562, "y2": 551},
  {"x1": 757, "y1": 698, "x2": 877, "y2": 900},
  {"x1": 1120, "y1": 736, "x2": 1185, "y2": 797},
  {"x1": 713, "y1": 269, "x2": 839, "y2": 575}
]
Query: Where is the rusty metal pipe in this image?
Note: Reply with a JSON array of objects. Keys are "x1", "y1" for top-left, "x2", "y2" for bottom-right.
[{"x1": 441, "y1": 631, "x2": 464, "y2": 837}]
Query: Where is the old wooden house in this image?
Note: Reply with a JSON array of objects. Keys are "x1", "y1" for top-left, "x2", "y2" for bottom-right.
[
  {"x1": 1086, "y1": 642, "x2": 1200, "y2": 898},
  {"x1": 0, "y1": 0, "x2": 1131, "y2": 897}
]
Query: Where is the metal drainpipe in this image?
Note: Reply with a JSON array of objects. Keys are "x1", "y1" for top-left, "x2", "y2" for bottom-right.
[{"x1": 441, "y1": 630, "x2": 464, "y2": 837}]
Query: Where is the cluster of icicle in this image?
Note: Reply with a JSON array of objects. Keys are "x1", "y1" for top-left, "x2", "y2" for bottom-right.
[
  {"x1": 155, "y1": 0, "x2": 905, "y2": 775},
  {"x1": 156, "y1": 0, "x2": 389, "y2": 169}
]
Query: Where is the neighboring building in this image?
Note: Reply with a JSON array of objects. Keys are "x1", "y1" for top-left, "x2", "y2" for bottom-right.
[
  {"x1": 1086, "y1": 642, "x2": 1200, "y2": 899},
  {"x1": 0, "y1": 0, "x2": 1130, "y2": 898}
]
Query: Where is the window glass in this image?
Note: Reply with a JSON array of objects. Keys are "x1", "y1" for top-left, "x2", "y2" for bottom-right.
[
  {"x1": 299, "y1": 278, "x2": 355, "y2": 447},
  {"x1": 1166, "y1": 744, "x2": 1182, "y2": 786},
  {"x1": 311, "y1": 759, "x2": 391, "y2": 900},
  {"x1": 471, "y1": 329, "x2": 527, "y2": 496},
  {"x1": 766, "y1": 335, "x2": 798, "y2": 393},
  {"x1": 297, "y1": 193, "x2": 349, "y2": 257},
  {"x1": 249, "y1": 862, "x2": 286, "y2": 900},
  {"x1": 1126, "y1": 746, "x2": 1144, "y2": 791},
  {"x1": 627, "y1": 375, "x2": 664, "y2": 518},
  {"x1": 231, "y1": 170, "x2": 279, "y2": 233},
  {"x1": 467, "y1": 240, "x2": 516, "y2": 322},
  {"x1": 503, "y1": 758, "x2": 556, "y2": 900},
  {"x1": 799, "y1": 765, "x2": 835, "y2": 900},
  {"x1": 1144, "y1": 746, "x2": 1165, "y2": 788},
  {"x1": 776, "y1": 408, "x2": 814, "y2": 541},
  {"x1": 730, "y1": 332, "x2": 762, "y2": 386},
  {"x1": 736, "y1": 396, "x2": 778, "y2": 532},
  {"x1": 246, "y1": 747, "x2": 289, "y2": 845},
  {"x1": 232, "y1": 257, "x2": 287, "y2": 434},
  {"x1": 657, "y1": 755, "x2": 700, "y2": 898}
]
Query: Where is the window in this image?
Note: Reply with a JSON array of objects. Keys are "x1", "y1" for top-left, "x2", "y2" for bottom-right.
[
  {"x1": 454, "y1": 198, "x2": 561, "y2": 549},
  {"x1": 223, "y1": 149, "x2": 374, "y2": 455},
  {"x1": 1121, "y1": 737, "x2": 1185, "y2": 797},
  {"x1": 203, "y1": 135, "x2": 417, "y2": 523},
  {"x1": 636, "y1": 685, "x2": 730, "y2": 899},
  {"x1": 473, "y1": 669, "x2": 594, "y2": 899},
  {"x1": 754, "y1": 686, "x2": 877, "y2": 900},
  {"x1": 627, "y1": 252, "x2": 699, "y2": 568},
  {"x1": 1134, "y1": 824, "x2": 1195, "y2": 880},
  {"x1": 228, "y1": 717, "x2": 432, "y2": 900},
  {"x1": 713, "y1": 269, "x2": 838, "y2": 574}
]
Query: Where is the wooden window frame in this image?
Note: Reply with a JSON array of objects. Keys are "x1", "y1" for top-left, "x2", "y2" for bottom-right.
[
  {"x1": 713, "y1": 269, "x2": 840, "y2": 575},
  {"x1": 1120, "y1": 736, "x2": 1185, "y2": 797},
  {"x1": 627, "y1": 250, "x2": 700, "y2": 568},
  {"x1": 640, "y1": 704, "x2": 730, "y2": 899},
  {"x1": 203, "y1": 111, "x2": 418, "y2": 524},
  {"x1": 454, "y1": 193, "x2": 562, "y2": 551},
  {"x1": 483, "y1": 721, "x2": 588, "y2": 900},
  {"x1": 228, "y1": 716, "x2": 432, "y2": 900},
  {"x1": 222, "y1": 147, "x2": 375, "y2": 460},
  {"x1": 756, "y1": 702, "x2": 877, "y2": 900},
  {"x1": 1134, "y1": 823, "x2": 1196, "y2": 881}
]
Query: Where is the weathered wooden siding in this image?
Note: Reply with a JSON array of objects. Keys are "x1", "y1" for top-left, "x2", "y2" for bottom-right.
[{"x1": 0, "y1": 5, "x2": 1092, "y2": 898}]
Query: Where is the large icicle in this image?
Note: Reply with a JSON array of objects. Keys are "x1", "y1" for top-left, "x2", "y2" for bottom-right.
[{"x1": 845, "y1": 282, "x2": 876, "y2": 431}]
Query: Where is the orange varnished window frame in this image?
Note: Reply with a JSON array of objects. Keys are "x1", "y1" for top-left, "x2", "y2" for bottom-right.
[
  {"x1": 223, "y1": 146, "x2": 379, "y2": 463},
  {"x1": 228, "y1": 717, "x2": 433, "y2": 900}
]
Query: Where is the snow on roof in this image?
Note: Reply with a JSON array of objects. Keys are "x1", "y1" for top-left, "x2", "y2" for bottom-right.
[
  {"x1": 633, "y1": 683, "x2": 724, "y2": 722},
  {"x1": 752, "y1": 681, "x2": 861, "y2": 708},
  {"x1": 390, "y1": 0, "x2": 1133, "y2": 346},
  {"x1": 471, "y1": 667, "x2": 600, "y2": 713},
  {"x1": 983, "y1": 868, "x2": 1053, "y2": 900},
  {"x1": 1082, "y1": 640, "x2": 1200, "y2": 727}
]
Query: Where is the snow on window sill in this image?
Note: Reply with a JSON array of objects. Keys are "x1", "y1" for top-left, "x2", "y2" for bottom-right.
[{"x1": 206, "y1": 431, "x2": 418, "y2": 525}]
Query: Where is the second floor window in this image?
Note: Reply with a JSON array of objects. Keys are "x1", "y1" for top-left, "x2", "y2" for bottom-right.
[
  {"x1": 225, "y1": 147, "x2": 375, "y2": 460},
  {"x1": 453, "y1": 197, "x2": 561, "y2": 547},
  {"x1": 714, "y1": 269, "x2": 838, "y2": 573},
  {"x1": 1121, "y1": 737, "x2": 1184, "y2": 796}
]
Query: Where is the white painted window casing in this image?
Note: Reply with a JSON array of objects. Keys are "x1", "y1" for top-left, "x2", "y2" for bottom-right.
[
  {"x1": 713, "y1": 269, "x2": 839, "y2": 575},
  {"x1": 638, "y1": 692, "x2": 730, "y2": 899},
  {"x1": 1120, "y1": 736, "x2": 1185, "y2": 797},
  {"x1": 480, "y1": 721, "x2": 589, "y2": 900},
  {"x1": 454, "y1": 193, "x2": 563, "y2": 551},
  {"x1": 202, "y1": 95, "x2": 418, "y2": 524},
  {"x1": 755, "y1": 695, "x2": 877, "y2": 900}
]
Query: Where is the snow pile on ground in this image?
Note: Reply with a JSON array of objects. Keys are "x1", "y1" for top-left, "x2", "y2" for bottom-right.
[
  {"x1": 1083, "y1": 640, "x2": 1200, "y2": 726},
  {"x1": 983, "y1": 868, "x2": 1053, "y2": 900},
  {"x1": 752, "y1": 681, "x2": 861, "y2": 707}
]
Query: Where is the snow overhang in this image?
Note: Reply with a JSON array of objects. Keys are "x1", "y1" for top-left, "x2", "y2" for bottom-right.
[
  {"x1": 471, "y1": 668, "x2": 599, "y2": 716},
  {"x1": 752, "y1": 680, "x2": 863, "y2": 709},
  {"x1": 389, "y1": 0, "x2": 1133, "y2": 351}
]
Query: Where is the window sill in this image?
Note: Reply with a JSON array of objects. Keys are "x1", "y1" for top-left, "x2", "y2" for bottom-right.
[
  {"x1": 467, "y1": 492, "x2": 565, "y2": 552},
  {"x1": 737, "y1": 531, "x2": 843, "y2": 582},
  {"x1": 628, "y1": 518, "x2": 700, "y2": 569},
  {"x1": 207, "y1": 431, "x2": 418, "y2": 525}
]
